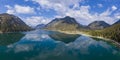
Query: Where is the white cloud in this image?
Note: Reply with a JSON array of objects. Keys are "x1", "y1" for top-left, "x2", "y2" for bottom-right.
[
  {"x1": 25, "y1": 0, "x2": 29, "y2": 1},
  {"x1": 114, "y1": 13, "x2": 120, "y2": 19},
  {"x1": 5, "y1": 4, "x2": 35, "y2": 14},
  {"x1": 31, "y1": 0, "x2": 117, "y2": 25},
  {"x1": 24, "y1": 16, "x2": 52, "y2": 27},
  {"x1": 5, "y1": 5, "x2": 15, "y2": 14},
  {"x1": 97, "y1": 4, "x2": 103, "y2": 7},
  {"x1": 112, "y1": 5, "x2": 117, "y2": 11},
  {"x1": 4, "y1": 0, "x2": 118, "y2": 26},
  {"x1": 15, "y1": 5, "x2": 35, "y2": 14},
  {"x1": 22, "y1": 33, "x2": 50, "y2": 41},
  {"x1": 32, "y1": 0, "x2": 82, "y2": 15},
  {"x1": 64, "y1": 6, "x2": 115, "y2": 25},
  {"x1": 6, "y1": 9, "x2": 15, "y2": 14}
]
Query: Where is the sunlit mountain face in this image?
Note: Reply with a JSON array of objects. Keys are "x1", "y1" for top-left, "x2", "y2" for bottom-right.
[{"x1": 0, "y1": 0, "x2": 120, "y2": 27}]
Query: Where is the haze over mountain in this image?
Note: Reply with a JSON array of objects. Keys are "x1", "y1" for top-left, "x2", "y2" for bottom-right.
[
  {"x1": 0, "y1": 13, "x2": 31, "y2": 33},
  {"x1": 35, "y1": 24, "x2": 45, "y2": 29},
  {"x1": 88, "y1": 21, "x2": 110, "y2": 30}
]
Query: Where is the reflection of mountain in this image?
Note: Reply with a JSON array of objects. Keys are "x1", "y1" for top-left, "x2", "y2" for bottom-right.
[
  {"x1": 2, "y1": 36, "x2": 119, "y2": 60},
  {"x1": 48, "y1": 32, "x2": 80, "y2": 43},
  {"x1": 0, "y1": 33, "x2": 25, "y2": 46}
]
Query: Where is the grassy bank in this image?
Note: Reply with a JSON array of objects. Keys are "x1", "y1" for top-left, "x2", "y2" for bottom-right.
[{"x1": 43, "y1": 28, "x2": 120, "y2": 48}]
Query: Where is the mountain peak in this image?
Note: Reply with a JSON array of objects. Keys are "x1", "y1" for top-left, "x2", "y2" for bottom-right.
[
  {"x1": 64, "y1": 16, "x2": 72, "y2": 18},
  {"x1": 45, "y1": 16, "x2": 82, "y2": 31},
  {"x1": 92, "y1": 21, "x2": 106, "y2": 23},
  {"x1": 0, "y1": 13, "x2": 31, "y2": 33},
  {"x1": 0, "y1": 13, "x2": 9, "y2": 15},
  {"x1": 88, "y1": 21, "x2": 110, "y2": 30},
  {"x1": 0, "y1": 13, "x2": 15, "y2": 17}
]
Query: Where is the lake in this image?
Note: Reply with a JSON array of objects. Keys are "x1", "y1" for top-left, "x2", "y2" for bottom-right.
[{"x1": 0, "y1": 30, "x2": 120, "y2": 60}]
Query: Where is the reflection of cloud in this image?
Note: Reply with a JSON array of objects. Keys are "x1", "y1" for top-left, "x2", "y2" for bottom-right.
[
  {"x1": 7, "y1": 44, "x2": 34, "y2": 53},
  {"x1": 24, "y1": 16, "x2": 52, "y2": 27},
  {"x1": 14, "y1": 44, "x2": 34, "y2": 53},
  {"x1": 22, "y1": 34, "x2": 51, "y2": 41},
  {"x1": 27, "y1": 35, "x2": 119, "y2": 60},
  {"x1": 66, "y1": 36, "x2": 116, "y2": 54},
  {"x1": 30, "y1": 43, "x2": 67, "y2": 60},
  {"x1": 5, "y1": 35, "x2": 119, "y2": 60}
]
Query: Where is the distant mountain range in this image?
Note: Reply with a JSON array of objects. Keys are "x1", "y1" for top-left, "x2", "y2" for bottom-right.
[
  {"x1": 0, "y1": 13, "x2": 120, "y2": 43},
  {"x1": 35, "y1": 24, "x2": 45, "y2": 29},
  {"x1": 88, "y1": 21, "x2": 110, "y2": 30},
  {"x1": 43, "y1": 16, "x2": 120, "y2": 42},
  {"x1": 0, "y1": 13, "x2": 31, "y2": 33},
  {"x1": 44, "y1": 16, "x2": 113, "y2": 31}
]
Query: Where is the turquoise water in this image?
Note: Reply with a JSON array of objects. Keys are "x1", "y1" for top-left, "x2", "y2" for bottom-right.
[{"x1": 0, "y1": 30, "x2": 120, "y2": 60}]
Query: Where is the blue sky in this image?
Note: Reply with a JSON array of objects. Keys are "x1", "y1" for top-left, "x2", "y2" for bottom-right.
[{"x1": 0, "y1": 0, "x2": 120, "y2": 27}]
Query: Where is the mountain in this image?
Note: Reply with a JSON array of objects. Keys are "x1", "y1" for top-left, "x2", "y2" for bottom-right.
[
  {"x1": 0, "y1": 13, "x2": 31, "y2": 33},
  {"x1": 113, "y1": 19, "x2": 120, "y2": 25},
  {"x1": 102, "y1": 23, "x2": 120, "y2": 42},
  {"x1": 0, "y1": 33, "x2": 25, "y2": 46},
  {"x1": 48, "y1": 32, "x2": 80, "y2": 43},
  {"x1": 88, "y1": 21, "x2": 110, "y2": 30},
  {"x1": 45, "y1": 16, "x2": 83, "y2": 31},
  {"x1": 35, "y1": 24, "x2": 45, "y2": 29},
  {"x1": 89, "y1": 23, "x2": 120, "y2": 42}
]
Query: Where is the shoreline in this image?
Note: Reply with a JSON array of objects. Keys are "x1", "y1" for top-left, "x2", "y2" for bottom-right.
[{"x1": 44, "y1": 29, "x2": 120, "y2": 48}]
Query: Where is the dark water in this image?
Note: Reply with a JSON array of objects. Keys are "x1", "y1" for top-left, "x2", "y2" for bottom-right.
[{"x1": 0, "y1": 30, "x2": 120, "y2": 60}]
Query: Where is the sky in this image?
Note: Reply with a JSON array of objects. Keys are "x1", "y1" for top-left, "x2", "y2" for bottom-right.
[{"x1": 0, "y1": 0, "x2": 120, "y2": 27}]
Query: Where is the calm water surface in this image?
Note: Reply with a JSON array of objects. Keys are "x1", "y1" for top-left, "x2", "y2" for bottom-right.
[{"x1": 0, "y1": 30, "x2": 120, "y2": 60}]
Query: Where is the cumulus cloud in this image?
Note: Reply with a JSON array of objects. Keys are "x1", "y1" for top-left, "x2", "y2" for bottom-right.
[
  {"x1": 30, "y1": 0, "x2": 117, "y2": 25},
  {"x1": 97, "y1": 4, "x2": 103, "y2": 7},
  {"x1": 64, "y1": 6, "x2": 115, "y2": 25},
  {"x1": 25, "y1": 0, "x2": 29, "y2": 1},
  {"x1": 114, "y1": 13, "x2": 120, "y2": 19},
  {"x1": 5, "y1": 4, "x2": 35, "y2": 14},
  {"x1": 32, "y1": 0, "x2": 82, "y2": 15},
  {"x1": 112, "y1": 5, "x2": 117, "y2": 11},
  {"x1": 23, "y1": 16, "x2": 52, "y2": 27},
  {"x1": 5, "y1": 5, "x2": 15, "y2": 14},
  {"x1": 4, "y1": 0, "x2": 119, "y2": 26}
]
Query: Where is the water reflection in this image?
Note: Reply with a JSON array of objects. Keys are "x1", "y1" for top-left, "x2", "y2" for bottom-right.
[
  {"x1": 0, "y1": 33, "x2": 25, "y2": 46},
  {"x1": 48, "y1": 32, "x2": 80, "y2": 43},
  {"x1": 0, "y1": 30, "x2": 120, "y2": 60}
]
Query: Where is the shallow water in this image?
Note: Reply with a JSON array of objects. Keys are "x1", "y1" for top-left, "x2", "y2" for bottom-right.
[{"x1": 0, "y1": 30, "x2": 120, "y2": 60}]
